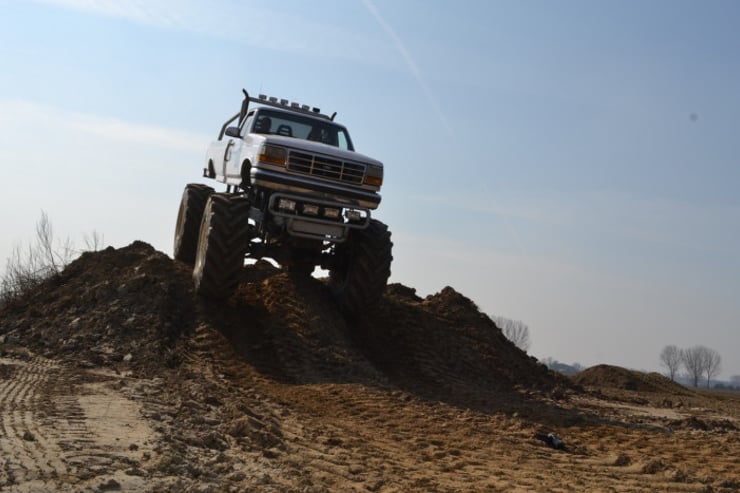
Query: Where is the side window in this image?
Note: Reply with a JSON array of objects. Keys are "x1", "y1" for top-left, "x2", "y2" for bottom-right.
[
  {"x1": 254, "y1": 115, "x2": 272, "y2": 134},
  {"x1": 337, "y1": 131, "x2": 350, "y2": 151}
]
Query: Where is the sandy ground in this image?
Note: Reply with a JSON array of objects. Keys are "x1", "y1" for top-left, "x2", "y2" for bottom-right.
[{"x1": 0, "y1": 242, "x2": 738, "y2": 492}]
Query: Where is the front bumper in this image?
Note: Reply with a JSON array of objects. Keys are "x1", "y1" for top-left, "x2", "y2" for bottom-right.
[{"x1": 268, "y1": 192, "x2": 370, "y2": 242}]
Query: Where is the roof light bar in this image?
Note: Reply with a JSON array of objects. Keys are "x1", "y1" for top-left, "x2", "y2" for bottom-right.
[{"x1": 244, "y1": 90, "x2": 334, "y2": 120}]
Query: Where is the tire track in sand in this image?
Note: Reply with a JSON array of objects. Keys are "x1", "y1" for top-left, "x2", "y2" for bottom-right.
[
  {"x1": 0, "y1": 355, "x2": 158, "y2": 491},
  {"x1": 0, "y1": 355, "x2": 68, "y2": 490}
]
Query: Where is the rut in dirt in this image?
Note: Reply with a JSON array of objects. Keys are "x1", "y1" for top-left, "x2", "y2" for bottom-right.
[{"x1": 0, "y1": 241, "x2": 561, "y2": 407}]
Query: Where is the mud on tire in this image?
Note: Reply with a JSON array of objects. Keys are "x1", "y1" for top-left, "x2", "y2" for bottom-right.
[
  {"x1": 329, "y1": 219, "x2": 393, "y2": 317},
  {"x1": 174, "y1": 183, "x2": 214, "y2": 264},
  {"x1": 193, "y1": 193, "x2": 250, "y2": 299}
]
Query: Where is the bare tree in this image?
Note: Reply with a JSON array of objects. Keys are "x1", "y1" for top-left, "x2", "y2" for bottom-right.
[
  {"x1": 83, "y1": 230, "x2": 105, "y2": 252},
  {"x1": 659, "y1": 345, "x2": 682, "y2": 381},
  {"x1": 34, "y1": 211, "x2": 74, "y2": 273},
  {"x1": 493, "y1": 316, "x2": 531, "y2": 352},
  {"x1": 702, "y1": 347, "x2": 722, "y2": 388},
  {"x1": 682, "y1": 346, "x2": 705, "y2": 388},
  {"x1": 681, "y1": 345, "x2": 722, "y2": 388},
  {"x1": 1, "y1": 212, "x2": 80, "y2": 303}
]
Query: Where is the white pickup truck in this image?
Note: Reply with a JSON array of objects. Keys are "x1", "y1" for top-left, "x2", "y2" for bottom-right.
[{"x1": 174, "y1": 90, "x2": 392, "y2": 316}]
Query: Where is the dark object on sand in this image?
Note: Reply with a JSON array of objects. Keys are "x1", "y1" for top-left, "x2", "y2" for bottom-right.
[{"x1": 535, "y1": 432, "x2": 565, "y2": 450}]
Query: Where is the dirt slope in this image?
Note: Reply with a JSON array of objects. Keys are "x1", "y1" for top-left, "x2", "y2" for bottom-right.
[{"x1": 1, "y1": 242, "x2": 738, "y2": 492}]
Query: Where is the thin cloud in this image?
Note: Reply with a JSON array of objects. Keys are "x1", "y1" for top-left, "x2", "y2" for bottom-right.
[
  {"x1": 361, "y1": 0, "x2": 454, "y2": 137},
  {"x1": 0, "y1": 100, "x2": 209, "y2": 153},
  {"x1": 31, "y1": 0, "x2": 396, "y2": 68},
  {"x1": 31, "y1": 0, "x2": 175, "y2": 26}
]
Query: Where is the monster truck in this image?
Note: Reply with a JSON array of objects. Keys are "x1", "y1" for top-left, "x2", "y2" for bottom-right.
[{"x1": 174, "y1": 90, "x2": 392, "y2": 315}]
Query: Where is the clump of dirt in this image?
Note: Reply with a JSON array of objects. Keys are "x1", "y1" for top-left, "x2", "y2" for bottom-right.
[
  {"x1": 0, "y1": 363, "x2": 17, "y2": 380},
  {"x1": 571, "y1": 365, "x2": 691, "y2": 395},
  {"x1": 642, "y1": 458, "x2": 669, "y2": 474}
]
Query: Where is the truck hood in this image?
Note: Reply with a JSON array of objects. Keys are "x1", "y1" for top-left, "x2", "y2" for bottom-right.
[{"x1": 261, "y1": 135, "x2": 383, "y2": 168}]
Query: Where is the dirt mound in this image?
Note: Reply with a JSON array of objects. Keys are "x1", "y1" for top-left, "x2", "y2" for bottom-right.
[
  {"x1": 0, "y1": 241, "x2": 558, "y2": 399},
  {"x1": 0, "y1": 241, "x2": 195, "y2": 373},
  {"x1": 0, "y1": 241, "x2": 564, "y2": 489},
  {"x1": 572, "y1": 364, "x2": 690, "y2": 395},
  {"x1": 361, "y1": 284, "x2": 559, "y2": 404}
]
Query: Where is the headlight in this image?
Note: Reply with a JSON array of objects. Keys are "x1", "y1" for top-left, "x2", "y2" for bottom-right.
[
  {"x1": 364, "y1": 164, "x2": 383, "y2": 187},
  {"x1": 259, "y1": 145, "x2": 287, "y2": 165}
]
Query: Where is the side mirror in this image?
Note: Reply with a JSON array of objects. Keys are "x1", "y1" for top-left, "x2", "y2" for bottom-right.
[{"x1": 225, "y1": 126, "x2": 241, "y2": 138}]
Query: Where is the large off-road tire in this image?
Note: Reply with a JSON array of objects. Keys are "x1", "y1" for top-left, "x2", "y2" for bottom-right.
[
  {"x1": 193, "y1": 193, "x2": 250, "y2": 299},
  {"x1": 329, "y1": 219, "x2": 393, "y2": 317},
  {"x1": 174, "y1": 183, "x2": 214, "y2": 264}
]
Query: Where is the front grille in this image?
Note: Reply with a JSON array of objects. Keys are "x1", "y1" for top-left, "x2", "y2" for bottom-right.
[{"x1": 287, "y1": 151, "x2": 365, "y2": 185}]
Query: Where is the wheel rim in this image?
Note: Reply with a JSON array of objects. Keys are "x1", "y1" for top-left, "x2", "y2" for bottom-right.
[
  {"x1": 193, "y1": 204, "x2": 211, "y2": 284},
  {"x1": 174, "y1": 198, "x2": 187, "y2": 254}
]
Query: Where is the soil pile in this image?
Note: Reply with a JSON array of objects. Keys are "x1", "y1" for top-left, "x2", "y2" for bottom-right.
[
  {"x1": 0, "y1": 241, "x2": 195, "y2": 373},
  {"x1": 0, "y1": 241, "x2": 557, "y2": 399},
  {"x1": 572, "y1": 364, "x2": 691, "y2": 395}
]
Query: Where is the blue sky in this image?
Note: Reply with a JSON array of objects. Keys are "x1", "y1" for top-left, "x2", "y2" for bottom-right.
[{"x1": 1, "y1": 0, "x2": 738, "y2": 378}]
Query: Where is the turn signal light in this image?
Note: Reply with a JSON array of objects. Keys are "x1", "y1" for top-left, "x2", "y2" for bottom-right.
[
  {"x1": 259, "y1": 145, "x2": 287, "y2": 165},
  {"x1": 364, "y1": 176, "x2": 382, "y2": 186}
]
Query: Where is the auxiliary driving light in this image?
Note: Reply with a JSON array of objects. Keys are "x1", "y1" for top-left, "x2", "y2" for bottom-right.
[
  {"x1": 278, "y1": 198, "x2": 297, "y2": 211},
  {"x1": 323, "y1": 208, "x2": 341, "y2": 219},
  {"x1": 302, "y1": 204, "x2": 319, "y2": 216},
  {"x1": 345, "y1": 209, "x2": 362, "y2": 221}
]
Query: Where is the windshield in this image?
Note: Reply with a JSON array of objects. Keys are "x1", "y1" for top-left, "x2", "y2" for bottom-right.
[{"x1": 251, "y1": 109, "x2": 354, "y2": 151}]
